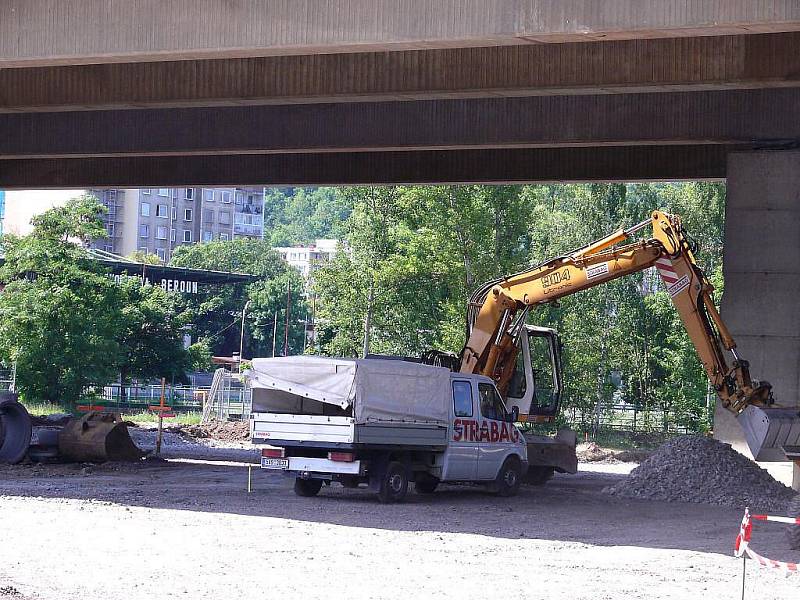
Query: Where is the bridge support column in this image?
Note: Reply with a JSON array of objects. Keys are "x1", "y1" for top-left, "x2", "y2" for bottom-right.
[{"x1": 717, "y1": 150, "x2": 800, "y2": 490}]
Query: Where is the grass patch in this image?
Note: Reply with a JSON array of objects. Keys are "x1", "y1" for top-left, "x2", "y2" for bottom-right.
[
  {"x1": 19, "y1": 399, "x2": 69, "y2": 416},
  {"x1": 124, "y1": 410, "x2": 203, "y2": 425}
]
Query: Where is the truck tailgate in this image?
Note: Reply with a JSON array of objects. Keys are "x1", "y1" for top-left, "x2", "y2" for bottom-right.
[{"x1": 251, "y1": 413, "x2": 355, "y2": 444}]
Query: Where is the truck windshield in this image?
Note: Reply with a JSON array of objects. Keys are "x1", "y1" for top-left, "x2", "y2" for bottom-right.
[{"x1": 479, "y1": 383, "x2": 508, "y2": 421}]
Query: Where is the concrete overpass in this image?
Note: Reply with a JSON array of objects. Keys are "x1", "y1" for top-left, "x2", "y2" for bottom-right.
[{"x1": 2, "y1": 1, "x2": 800, "y2": 474}]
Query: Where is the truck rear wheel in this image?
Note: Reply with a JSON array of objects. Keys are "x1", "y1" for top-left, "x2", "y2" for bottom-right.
[
  {"x1": 787, "y1": 494, "x2": 800, "y2": 550},
  {"x1": 494, "y1": 457, "x2": 522, "y2": 497},
  {"x1": 376, "y1": 461, "x2": 409, "y2": 503},
  {"x1": 294, "y1": 477, "x2": 323, "y2": 497}
]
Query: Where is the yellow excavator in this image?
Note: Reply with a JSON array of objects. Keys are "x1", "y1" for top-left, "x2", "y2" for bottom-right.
[{"x1": 454, "y1": 210, "x2": 800, "y2": 484}]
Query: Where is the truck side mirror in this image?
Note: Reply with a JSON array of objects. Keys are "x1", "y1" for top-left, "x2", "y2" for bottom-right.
[{"x1": 509, "y1": 406, "x2": 519, "y2": 423}]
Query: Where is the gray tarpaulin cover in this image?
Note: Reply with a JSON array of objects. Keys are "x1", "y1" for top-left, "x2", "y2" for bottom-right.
[{"x1": 247, "y1": 356, "x2": 451, "y2": 424}]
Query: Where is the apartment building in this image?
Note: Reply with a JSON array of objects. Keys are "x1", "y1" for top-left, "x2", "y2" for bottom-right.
[
  {"x1": 273, "y1": 239, "x2": 339, "y2": 278},
  {"x1": 90, "y1": 187, "x2": 265, "y2": 261}
]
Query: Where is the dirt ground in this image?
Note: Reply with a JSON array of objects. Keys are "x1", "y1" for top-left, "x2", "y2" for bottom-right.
[{"x1": 1, "y1": 430, "x2": 798, "y2": 600}]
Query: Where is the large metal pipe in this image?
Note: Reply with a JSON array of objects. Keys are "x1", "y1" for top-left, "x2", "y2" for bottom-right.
[{"x1": 0, "y1": 393, "x2": 32, "y2": 464}]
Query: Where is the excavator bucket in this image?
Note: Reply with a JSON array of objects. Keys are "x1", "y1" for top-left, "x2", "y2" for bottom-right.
[
  {"x1": 737, "y1": 406, "x2": 800, "y2": 462},
  {"x1": 58, "y1": 412, "x2": 146, "y2": 462}
]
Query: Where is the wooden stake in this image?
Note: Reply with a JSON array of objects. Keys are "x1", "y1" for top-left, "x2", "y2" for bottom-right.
[{"x1": 156, "y1": 377, "x2": 166, "y2": 456}]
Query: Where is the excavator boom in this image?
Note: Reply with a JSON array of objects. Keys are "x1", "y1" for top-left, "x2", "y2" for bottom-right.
[{"x1": 461, "y1": 211, "x2": 800, "y2": 462}]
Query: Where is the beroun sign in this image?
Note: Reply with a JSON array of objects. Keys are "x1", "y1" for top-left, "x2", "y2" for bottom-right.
[{"x1": 111, "y1": 274, "x2": 199, "y2": 294}]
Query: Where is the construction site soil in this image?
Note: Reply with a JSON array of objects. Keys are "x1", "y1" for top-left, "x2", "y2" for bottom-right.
[{"x1": 1, "y1": 429, "x2": 797, "y2": 600}]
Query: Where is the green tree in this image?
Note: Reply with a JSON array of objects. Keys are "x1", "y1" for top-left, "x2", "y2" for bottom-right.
[
  {"x1": 169, "y1": 238, "x2": 307, "y2": 357},
  {"x1": 115, "y1": 277, "x2": 190, "y2": 390},
  {"x1": 0, "y1": 196, "x2": 120, "y2": 406}
]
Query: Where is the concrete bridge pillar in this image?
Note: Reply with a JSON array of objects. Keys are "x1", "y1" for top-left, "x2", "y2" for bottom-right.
[{"x1": 717, "y1": 149, "x2": 800, "y2": 490}]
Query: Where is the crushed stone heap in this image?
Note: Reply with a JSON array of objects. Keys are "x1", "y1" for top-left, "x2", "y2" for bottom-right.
[{"x1": 604, "y1": 435, "x2": 796, "y2": 512}]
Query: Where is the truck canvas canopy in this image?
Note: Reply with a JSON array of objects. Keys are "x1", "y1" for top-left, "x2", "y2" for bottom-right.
[{"x1": 247, "y1": 356, "x2": 452, "y2": 425}]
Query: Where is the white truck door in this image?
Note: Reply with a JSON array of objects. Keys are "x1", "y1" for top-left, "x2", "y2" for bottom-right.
[
  {"x1": 475, "y1": 382, "x2": 522, "y2": 480},
  {"x1": 442, "y1": 379, "x2": 478, "y2": 481}
]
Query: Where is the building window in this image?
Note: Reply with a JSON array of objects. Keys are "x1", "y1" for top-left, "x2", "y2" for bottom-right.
[
  {"x1": 170, "y1": 228, "x2": 176, "y2": 242},
  {"x1": 139, "y1": 224, "x2": 149, "y2": 238},
  {"x1": 220, "y1": 191, "x2": 232, "y2": 203},
  {"x1": 202, "y1": 230, "x2": 213, "y2": 242},
  {"x1": 184, "y1": 208, "x2": 193, "y2": 221},
  {"x1": 203, "y1": 189, "x2": 214, "y2": 202},
  {"x1": 138, "y1": 247, "x2": 148, "y2": 253},
  {"x1": 106, "y1": 223, "x2": 115, "y2": 236},
  {"x1": 156, "y1": 248, "x2": 167, "y2": 261},
  {"x1": 171, "y1": 206, "x2": 178, "y2": 220},
  {"x1": 219, "y1": 211, "x2": 231, "y2": 225},
  {"x1": 185, "y1": 188, "x2": 194, "y2": 200},
  {"x1": 183, "y1": 230, "x2": 193, "y2": 243},
  {"x1": 156, "y1": 204, "x2": 168, "y2": 218},
  {"x1": 156, "y1": 226, "x2": 168, "y2": 240},
  {"x1": 202, "y1": 209, "x2": 214, "y2": 224},
  {"x1": 235, "y1": 192, "x2": 244, "y2": 205},
  {"x1": 158, "y1": 188, "x2": 169, "y2": 196},
  {"x1": 141, "y1": 202, "x2": 150, "y2": 217},
  {"x1": 141, "y1": 188, "x2": 151, "y2": 195},
  {"x1": 220, "y1": 233, "x2": 229, "y2": 241},
  {"x1": 103, "y1": 244, "x2": 114, "y2": 253}
]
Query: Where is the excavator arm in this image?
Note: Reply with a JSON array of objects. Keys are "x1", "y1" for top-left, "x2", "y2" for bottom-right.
[{"x1": 461, "y1": 211, "x2": 799, "y2": 461}]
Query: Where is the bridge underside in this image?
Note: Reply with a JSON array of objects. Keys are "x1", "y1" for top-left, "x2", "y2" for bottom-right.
[{"x1": 3, "y1": 2, "x2": 800, "y2": 483}]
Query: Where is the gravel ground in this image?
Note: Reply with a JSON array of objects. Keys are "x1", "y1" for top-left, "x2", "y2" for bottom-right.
[
  {"x1": 1, "y1": 431, "x2": 798, "y2": 600},
  {"x1": 605, "y1": 436, "x2": 797, "y2": 512}
]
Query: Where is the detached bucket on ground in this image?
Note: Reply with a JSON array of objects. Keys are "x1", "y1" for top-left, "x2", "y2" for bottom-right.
[
  {"x1": 0, "y1": 393, "x2": 32, "y2": 464},
  {"x1": 59, "y1": 412, "x2": 146, "y2": 462},
  {"x1": 737, "y1": 405, "x2": 800, "y2": 462}
]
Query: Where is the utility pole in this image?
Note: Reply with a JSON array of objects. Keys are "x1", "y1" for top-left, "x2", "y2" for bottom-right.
[
  {"x1": 362, "y1": 276, "x2": 374, "y2": 358},
  {"x1": 238, "y1": 300, "x2": 251, "y2": 372},
  {"x1": 283, "y1": 278, "x2": 291, "y2": 356},
  {"x1": 271, "y1": 312, "x2": 278, "y2": 357}
]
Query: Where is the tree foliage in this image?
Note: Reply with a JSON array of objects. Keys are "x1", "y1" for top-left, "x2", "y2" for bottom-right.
[
  {"x1": 0, "y1": 196, "x2": 190, "y2": 406},
  {"x1": 169, "y1": 238, "x2": 307, "y2": 358},
  {"x1": 307, "y1": 182, "x2": 726, "y2": 432}
]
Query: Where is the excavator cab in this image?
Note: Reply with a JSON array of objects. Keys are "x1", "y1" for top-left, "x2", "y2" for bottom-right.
[{"x1": 505, "y1": 325, "x2": 564, "y2": 422}]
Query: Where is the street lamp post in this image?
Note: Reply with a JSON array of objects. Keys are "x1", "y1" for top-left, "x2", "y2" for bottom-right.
[{"x1": 239, "y1": 300, "x2": 252, "y2": 372}]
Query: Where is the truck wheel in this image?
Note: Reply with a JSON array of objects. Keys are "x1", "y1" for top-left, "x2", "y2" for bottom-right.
[
  {"x1": 494, "y1": 457, "x2": 522, "y2": 497},
  {"x1": 294, "y1": 477, "x2": 323, "y2": 497},
  {"x1": 787, "y1": 494, "x2": 800, "y2": 550},
  {"x1": 525, "y1": 466, "x2": 554, "y2": 486},
  {"x1": 415, "y1": 474, "x2": 439, "y2": 494},
  {"x1": 376, "y1": 461, "x2": 409, "y2": 503}
]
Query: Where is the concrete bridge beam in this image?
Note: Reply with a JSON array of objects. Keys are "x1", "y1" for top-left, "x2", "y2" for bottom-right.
[
  {"x1": 3, "y1": 32, "x2": 800, "y2": 112},
  {"x1": 1, "y1": 89, "x2": 798, "y2": 159},
  {"x1": 4, "y1": 1, "x2": 800, "y2": 68}
]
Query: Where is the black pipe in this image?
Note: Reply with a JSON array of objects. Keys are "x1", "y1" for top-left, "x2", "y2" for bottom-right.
[{"x1": 0, "y1": 393, "x2": 32, "y2": 464}]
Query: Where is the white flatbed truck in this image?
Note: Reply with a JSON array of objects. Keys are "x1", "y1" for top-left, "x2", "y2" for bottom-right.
[{"x1": 248, "y1": 357, "x2": 529, "y2": 502}]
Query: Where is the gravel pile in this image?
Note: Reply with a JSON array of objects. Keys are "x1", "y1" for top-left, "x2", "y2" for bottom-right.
[{"x1": 604, "y1": 435, "x2": 796, "y2": 512}]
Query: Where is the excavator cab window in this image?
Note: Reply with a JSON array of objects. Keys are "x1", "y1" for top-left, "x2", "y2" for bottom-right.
[{"x1": 526, "y1": 329, "x2": 563, "y2": 418}]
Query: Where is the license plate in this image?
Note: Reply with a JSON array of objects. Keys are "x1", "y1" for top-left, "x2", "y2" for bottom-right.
[{"x1": 261, "y1": 457, "x2": 289, "y2": 470}]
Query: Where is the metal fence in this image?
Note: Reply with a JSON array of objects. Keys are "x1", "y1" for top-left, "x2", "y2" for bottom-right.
[{"x1": 92, "y1": 373, "x2": 252, "y2": 420}]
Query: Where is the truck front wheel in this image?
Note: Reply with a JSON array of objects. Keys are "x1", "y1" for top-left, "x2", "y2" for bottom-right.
[
  {"x1": 376, "y1": 461, "x2": 409, "y2": 503},
  {"x1": 294, "y1": 477, "x2": 323, "y2": 497},
  {"x1": 494, "y1": 457, "x2": 522, "y2": 497}
]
